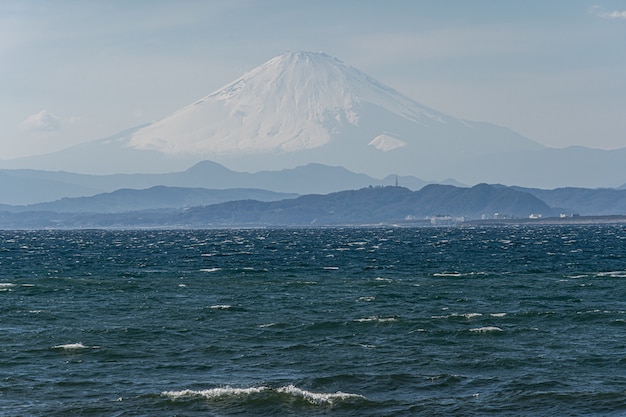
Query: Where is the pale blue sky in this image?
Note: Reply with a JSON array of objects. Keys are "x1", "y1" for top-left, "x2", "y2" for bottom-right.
[{"x1": 1, "y1": 0, "x2": 625, "y2": 159}]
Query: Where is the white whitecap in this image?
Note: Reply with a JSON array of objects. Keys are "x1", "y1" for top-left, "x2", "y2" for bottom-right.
[
  {"x1": 598, "y1": 271, "x2": 626, "y2": 278},
  {"x1": 162, "y1": 386, "x2": 267, "y2": 400},
  {"x1": 200, "y1": 268, "x2": 221, "y2": 272},
  {"x1": 408, "y1": 328, "x2": 426, "y2": 333},
  {"x1": 469, "y1": 326, "x2": 503, "y2": 333},
  {"x1": 354, "y1": 316, "x2": 397, "y2": 323},
  {"x1": 210, "y1": 304, "x2": 231, "y2": 310},
  {"x1": 53, "y1": 343, "x2": 99, "y2": 350},
  {"x1": 161, "y1": 384, "x2": 364, "y2": 405},
  {"x1": 277, "y1": 384, "x2": 365, "y2": 405}
]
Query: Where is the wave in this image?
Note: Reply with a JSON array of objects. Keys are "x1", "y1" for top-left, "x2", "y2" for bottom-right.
[
  {"x1": 433, "y1": 271, "x2": 489, "y2": 278},
  {"x1": 277, "y1": 385, "x2": 365, "y2": 405},
  {"x1": 52, "y1": 343, "x2": 99, "y2": 350},
  {"x1": 469, "y1": 326, "x2": 503, "y2": 333},
  {"x1": 209, "y1": 304, "x2": 231, "y2": 310},
  {"x1": 353, "y1": 316, "x2": 397, "y2": 323},
  {"x1": 597, "y1": 271, "x2": 626, "y2": 278},
  {"x1": 432, "y1": 313, "x2": 483, "y2": 320},
  {"x1": 162, "y1": 386, "x2": 266, "y2": 400},
  {"x1": 199, "y1": 267, "x2": 221, "y2": 272},
  {"x1": 161, "y1": 384, "x2": 365, "y2": 406}
]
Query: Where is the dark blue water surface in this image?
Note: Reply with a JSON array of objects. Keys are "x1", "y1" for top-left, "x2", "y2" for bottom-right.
[{"x1": 2, "y1": 226, "x2": 626, "y2": 416}]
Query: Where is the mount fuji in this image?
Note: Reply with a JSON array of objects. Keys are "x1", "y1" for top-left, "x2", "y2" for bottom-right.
[
  {"x1": 126, "y1": 51, "x2": 543, "y2": 177},
  {"x1": 4, "y1": 51, "x2": 626, "y2": 188}
]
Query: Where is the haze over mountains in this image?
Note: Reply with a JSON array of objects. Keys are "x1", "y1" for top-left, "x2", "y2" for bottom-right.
[
  {"x1": 3, "y1": 51, "x2": 625, "y2": 189},
  {"x1": 0, "y1": 161, "x2": 430, "y2": 206}
]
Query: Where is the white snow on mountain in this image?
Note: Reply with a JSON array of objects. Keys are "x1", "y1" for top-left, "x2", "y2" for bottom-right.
[
  {"x1": 368, "y1": 133, "x2": 407, "y2": 152},
  {"x1": 127, "y1": 51, "x2": 455, "y2": 157}
]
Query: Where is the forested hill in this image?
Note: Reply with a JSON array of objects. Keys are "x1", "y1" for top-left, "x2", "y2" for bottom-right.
[{"x1": 0, "y1": 184, "x2": 554, "y2": 228}]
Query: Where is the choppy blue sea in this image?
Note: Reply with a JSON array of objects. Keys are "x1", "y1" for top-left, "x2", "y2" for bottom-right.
[{"x1": 2, "y1": 226, "x2": 626, "y2": 416}]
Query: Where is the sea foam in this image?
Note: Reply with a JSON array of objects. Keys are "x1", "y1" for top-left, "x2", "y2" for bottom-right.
[
  {"x1": 210, "y1": 304, "x2": 231, "y2": 310},
  {"x1": 469, "y1": 326, "x2": 503, "y2": 333},
  {"x1": 53, "y1": 343, "x2": 99, "y2": 350},
  {"x1": 276, "y1": 384, "x2": 365, "y2": 405},
  {"x1": 161, "y1": 384, "x2": 364, "y2": 405},
  {"x1": 597, "y1": 271, "x2": 626, "y2": 278},
  {"x1": 162, "y1": 386, "x2": 267, "y2": 400},
  {"x1": 354, "y1": 316, "x2": 397, "y2": 323}
]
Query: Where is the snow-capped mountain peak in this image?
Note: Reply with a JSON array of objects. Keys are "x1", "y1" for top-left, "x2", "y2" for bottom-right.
[
  {"x1": 5, "y1": 51, "x2": 548, "y2": 180},
  {"x1": 127, "y1": 51, "x2": 452, "y2": 158}
]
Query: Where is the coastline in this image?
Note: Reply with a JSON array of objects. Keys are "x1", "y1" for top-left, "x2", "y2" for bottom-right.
[{"x1": 461, "y1": 215, "x2": 626, "y2": 226}]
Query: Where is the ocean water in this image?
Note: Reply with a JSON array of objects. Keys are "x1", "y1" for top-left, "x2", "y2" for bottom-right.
[{"x1": 2, "y1": 226, "x2": 626, "y2": 416}]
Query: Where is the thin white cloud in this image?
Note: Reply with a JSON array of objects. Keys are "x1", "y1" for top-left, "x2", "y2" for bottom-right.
[
  {"x1": 605, "y1": 10, "x2": 626, "y2": 19},
  {"x1": 19, "y1": 110, "x2": 62, "y2": 132},
  {"x1": 590, "y1": 6, "x2": 626, "y2": 20}
]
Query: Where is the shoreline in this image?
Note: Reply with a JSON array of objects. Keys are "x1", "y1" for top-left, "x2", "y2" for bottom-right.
[{"x1": 461, "y1": 215, "x2": 626, "y2": 226}]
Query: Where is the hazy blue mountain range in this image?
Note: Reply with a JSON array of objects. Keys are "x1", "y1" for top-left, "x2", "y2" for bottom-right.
[
  {"x1": 1, "y1": 186, "x2": 297, "y2": 214},
  {"x1": 0, "y1": 161, "x2": 433, "y2": 205},
  {"x1": 3, "y1": 163, "x2": 626, "y2": 223},
  {"x1": 173, "y1": 184, "x2": 554, "y2": 227},
  {"x1": 511, "y1": 186, "x2": 626, "y2": 216},
  {"x1": 3, "y1": 52, "x2": 624, "y2": 188},
  {"x1": 0, "y1": 184, "x2": 555, "y2": 229}
]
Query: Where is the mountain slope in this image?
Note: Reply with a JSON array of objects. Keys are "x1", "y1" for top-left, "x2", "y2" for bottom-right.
[
  {"x1": 512, "y1": 185, "x2": 626, "y2": 216},
  {"x1": 16, "y1": 186, "x2": 297, "y2": 213}
]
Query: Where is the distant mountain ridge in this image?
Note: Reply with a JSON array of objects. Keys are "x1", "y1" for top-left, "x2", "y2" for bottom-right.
[
  {"x1": 3, "y1": 161, "x2": 626, "y2": 221},
  {"x1": 0, "y1": 184, "x2": 555, "y2": 229},
  {"x1": 5, "y1": 186, "x2": 297, "y2": 214},
  {"x1": 0, "y1": 161, "x2": 430, "y2": 205},
  {"x1": 512, "y1": 186, "x2": 626, "y2": 216}
]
